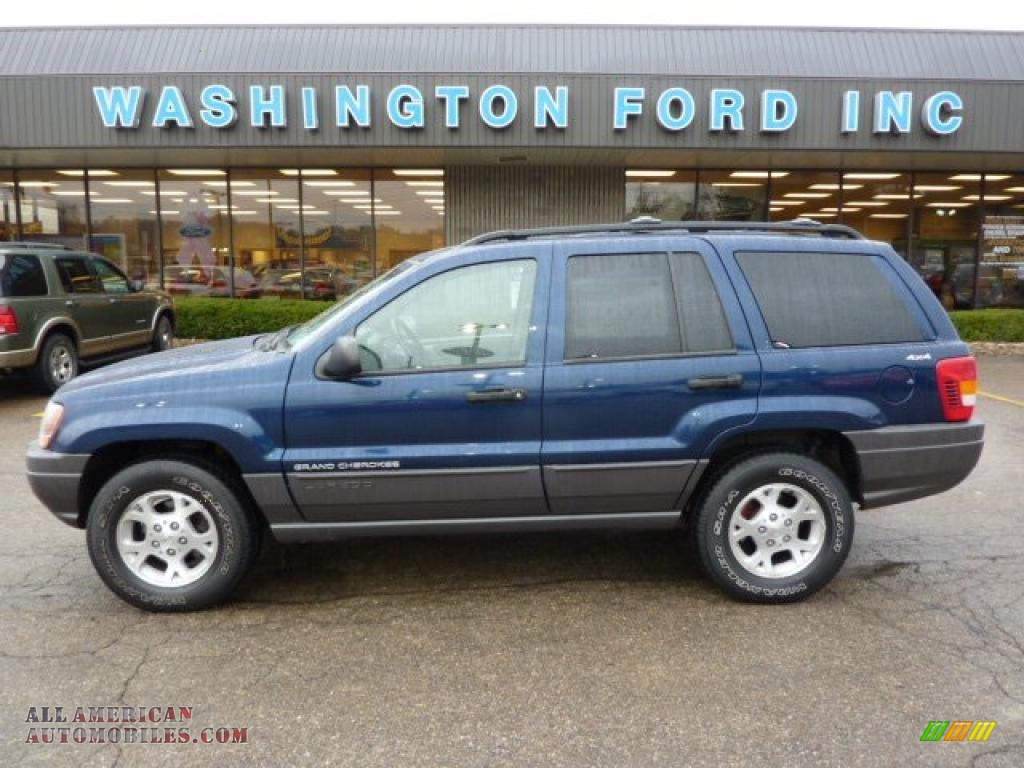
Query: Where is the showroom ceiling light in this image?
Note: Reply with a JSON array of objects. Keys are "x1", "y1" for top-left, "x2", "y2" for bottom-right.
[
  {"x1": 843, "y1": 173, "x2": 901, "y2": 180},
  {"x1": 166, "y1": 169, "x2": 226, "y2": 176},
  {"x1": 730, "y1": 171, "x2": 789, "y2": 178},
  {"x1": 280, "y1": 169, "x2": 336, "y2": 176},
  {"x1": 809, "y1": 183, "x2": 860, "y2": 190},
  {"x1": 304, "y1": 181, "x2": 356, "y2": 187},
  {"x1": 963, "y1": 194, "x2": 1011, "y2": 201},
  {"x1": 393, "y1": 169, "x2": 444, "y2": 176},
  {"x1": 784, "y1": 192, "x2": 830, "y2": 198},
  {"x1": 405, "y1": 181, "x2": 444, "y2": 187},
  {"x1": 925, "y1": 202, "x2": 972, "y2": 208},
  {"x1": 870, "y1": 213, "x2": 908, "y2": 218},
  {"x1": 625, "y1": 170, "x2": 675, "y2": 178},
  {"x1": 950, "y1": 174, "x2": 1009, "y2": 181},
  {"x1": 913, "y1": 185, "x2": 961, "y2": 192}
]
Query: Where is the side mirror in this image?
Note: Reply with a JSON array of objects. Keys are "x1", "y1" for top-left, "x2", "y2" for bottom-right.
[
  {"x1": 129, "y1": 279, "x2": 145, "y2": 292},
  {"x1": 316, "y1": 335, "x2": 362, "y2": 380}
]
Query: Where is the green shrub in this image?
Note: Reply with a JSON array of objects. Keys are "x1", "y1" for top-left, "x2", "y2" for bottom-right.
[
  {"x1": 174, "y1": 297, "x2": 328, "y2": 340},
  {"x1": 949, "y1": 309, "x2": 1024, "y2": 343}
]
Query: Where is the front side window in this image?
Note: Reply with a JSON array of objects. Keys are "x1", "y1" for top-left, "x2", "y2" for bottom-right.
[
  {"x1": 565, "y1": 252, "x2": 733, "y2": 360},
  {"x1": 55, "y1": 257, "x2": 101, "y2": 294},
  {"x1": 356, "y1": 259, "x2": 537, "y2": 372},
  {"x1": 0, "y1": 253, "x2": 48, "y2": 297},
  {"x1": 91, "y1": 258, "x2": 131, "y2": 294}
]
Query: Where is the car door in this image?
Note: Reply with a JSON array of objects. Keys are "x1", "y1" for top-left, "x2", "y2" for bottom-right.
[
  {"x1": 540, "y1": 237, "x2": 760, "y2": 515},
  {"x1": 282, "y1": 248, "x2": 550, "y2": 523},
  {"x1": 89, "y1": 257, "x2": 152, "y2": 349},
  {"x1": 53, "y1": 255, "x2": 111, "y2": 356}
]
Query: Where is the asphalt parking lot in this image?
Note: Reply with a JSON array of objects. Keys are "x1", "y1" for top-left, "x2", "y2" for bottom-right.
[{"x1": 0, "y1": 357, "x2": 1022, "y2": 767}]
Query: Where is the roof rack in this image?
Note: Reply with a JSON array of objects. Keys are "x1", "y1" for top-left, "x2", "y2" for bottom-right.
[
  {"x1": 462, "y1": 218, "x2": 864, "y2": 246},
  {"x1": 1, "y1": 241, "x2": 75, "y2": 250}
]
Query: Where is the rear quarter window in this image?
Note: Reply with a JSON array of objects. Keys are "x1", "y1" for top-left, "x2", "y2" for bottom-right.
[
  {"x1": 736, "y1": 250, "x2": 925, "y2": 348},
  {"x1": 0, "y1": 253, "x2": 48, "y2": 297}
]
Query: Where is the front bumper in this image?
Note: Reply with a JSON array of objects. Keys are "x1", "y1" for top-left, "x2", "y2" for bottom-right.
[
  {"x1": 26, "y1": 444, "x2": 90, "y2": 527},
  {"x1": 843, "y1": 421, "x2": 984, "y2": 509}
]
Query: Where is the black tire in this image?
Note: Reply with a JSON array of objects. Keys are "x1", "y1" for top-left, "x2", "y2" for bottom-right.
[
  {"x1": 86, "y1": 459, "x2": 259, "y2": 612},
  {"x1": 33, "y1": 332, "x2": 79, "y2": 394},
  {"x1": 694, "y1": 452, "x2": 854, "y2": 604},
  {"x1": 151, "y1": 314, "x2": 174, "y2": 352}
]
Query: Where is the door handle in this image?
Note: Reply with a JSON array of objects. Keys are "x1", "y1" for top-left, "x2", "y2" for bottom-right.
[
  {"x1": 466, "y1": 387, "x2": 528, "y2": 403},
  {"x1": 687, "y1": 374, "x2": 744, "y2": 391}
]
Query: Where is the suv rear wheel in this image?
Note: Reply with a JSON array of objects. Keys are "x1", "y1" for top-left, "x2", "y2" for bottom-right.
[
  {"x1": 694, "y1": 452, "x2": 854, "y2": 603},
  {"x1": 34, "y1": 332, "x2": 78, "y2": 394},
  {"x1": 86, "y1": 459, "x2": 259, "y2": 612}
]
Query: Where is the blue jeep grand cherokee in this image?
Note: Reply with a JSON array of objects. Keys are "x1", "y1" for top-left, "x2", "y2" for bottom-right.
[{"x1": 26, "y1": 220, "x2": 984, "y2": 611}]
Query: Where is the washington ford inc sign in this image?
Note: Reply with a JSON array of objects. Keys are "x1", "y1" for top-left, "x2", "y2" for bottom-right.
[{"x1": 92, "y1": 84, "x2": 965, "y2": 136}]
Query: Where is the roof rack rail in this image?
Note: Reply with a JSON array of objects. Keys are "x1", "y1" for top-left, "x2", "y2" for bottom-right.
[
  {"x1": 462, "y1": 218, "x2": 864, "y2": 246},
  {"x1": 1, "y1": 241, "x2": 75, "y2": 250}
]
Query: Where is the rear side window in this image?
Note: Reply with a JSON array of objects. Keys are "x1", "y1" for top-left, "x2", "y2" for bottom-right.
[
  {"x1": 565, "y1": 252, "x2": 733, "y2": 360},
  {"x1": 736, "y1": 251, "x2": 925, "y2": 348},
  {"x1": 55, "y1": 257, "x2": 101, "y2": 294},
  {"x1": 0, "y1": 253, "x2": 48, "y2": 297}
]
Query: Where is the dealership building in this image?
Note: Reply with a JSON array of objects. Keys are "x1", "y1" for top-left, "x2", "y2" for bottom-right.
[{"x1": 0, "y1": 25, "x2": 1022, "y2": 306}]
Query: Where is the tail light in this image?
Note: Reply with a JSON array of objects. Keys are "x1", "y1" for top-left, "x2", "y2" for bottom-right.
[
  {"x1": 0, "y1": 305, "x2": 19, "y2": 335},
  {"x1": 936, "y1": 356, "x2": 978, "y2": 422}
]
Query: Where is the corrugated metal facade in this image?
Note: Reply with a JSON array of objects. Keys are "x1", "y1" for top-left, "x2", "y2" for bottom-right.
[
  {"x1": 446, "y1": 166, "x2": 624, "y2": 243},
  {"x1": 1, "y1": 26, "x2": 1022, "y2": 80}
]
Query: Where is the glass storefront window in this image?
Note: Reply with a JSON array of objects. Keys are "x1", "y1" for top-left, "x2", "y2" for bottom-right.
[
  {"x1": 158, "y1": 170, "x2": 233, "y2": 298},
  {"x1": 909, "y1": 173, "x2": 981, "y2": 309},
  {"x1": 625, "y1": 171, "x2": 696, "y2": 220},
  {"x1": 292, "y1": 169, "x2": 374, "y2": 300},
  {"x1": 228, "y1": 170, "x2": 302, "y2": 299},
  {"x1": 980, "y1": 173, "x2": 1024, "y2": 308},
  {"x1": 17, "y1": 170, "x2": 87, "y2": 247},
  {"x1": 373, "y1": 169, "x2": 446, "y2": 272},
  {"x1": 1, "y1": 172, "x2": 15, "y2": 240},
  {"x1": 88, "y1": 169, "x2": 160, "y2": 285},
  {"x1": 839, "y1": 172, "x2": 911, "y2": 255},
  {"x1": 767, "y1": 171, "x2": 841, "y2": 222},
  {"x1": 697, "y1": 171, "x2": 768, "y2": 221}
]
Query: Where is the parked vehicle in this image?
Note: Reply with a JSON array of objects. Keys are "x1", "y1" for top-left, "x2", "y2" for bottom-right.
[
  {"x1": 163, "y1": 265, "x2": 261, "y2": 299},
  {"x1": 0, "y1": 243, "x2": 174, "y2": 393},
  {"x1": 26, "y1": 220, "x2": 984, "y2": 611},
  {"x1": 259, "y1": 267, "x2": 341, "y2": 301}
]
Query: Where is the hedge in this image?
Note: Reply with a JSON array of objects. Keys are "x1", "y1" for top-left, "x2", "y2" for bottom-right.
[
  {"x1": 174, "y1": 298, "x2": 1024, "y2": 344},
  {"x1": 949, "y1": 309, "x2": 1024, "y2": 343},
  {"x1": 174, "y1": 297, "x2": 327, "y2": 340}
]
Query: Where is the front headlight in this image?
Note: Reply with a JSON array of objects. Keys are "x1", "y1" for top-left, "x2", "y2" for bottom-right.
[{"x1": 38, "y1": 401, "x2": 64, "y2": 450}]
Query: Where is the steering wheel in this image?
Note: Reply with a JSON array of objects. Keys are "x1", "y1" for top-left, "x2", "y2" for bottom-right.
[{"x1": 391, "y1": 316, "x2": 428, "y2": 366}]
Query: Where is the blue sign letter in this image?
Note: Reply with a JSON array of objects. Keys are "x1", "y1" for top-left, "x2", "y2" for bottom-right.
[
  {"x1": 388, "y1": 85, "x2": 425, "y2": 129},
  {"x1": 761, "y1": 90, "x2": 797, "y2": 132},
  {"x1": 302, "y1": 87, "x2": 319, "y2": 131},
  {"x1": 655, "y1": 88, "x2": 695, "y2": 132},
  {"x1": 152, "y1": 86, "x2": 193, "y2": 128},
  {"x1": 842, "y1": 90, "x2": 860, "y2": 134},
  {"x1": 479, "y1": 85, "x2": 518, "y2": 129},
  {"x1": 874, "y1": 91, "x2": 913, "y2": 134},
  {"x1": 199, "y1": 85, "x2": 237, "y2": 129},
  {"x1": 614, "y1": 87, "x2": 645, "y2": 130},
  {"x1": 250, "y1": 85, "x2": 287, "y2": 128},
  {"x1": 534, "y1": 86, "x2": 568, "y2": 129},
  {"x1": 921, "y1": 91, "x2": 963, "y2": 136},
  {"x1": 93, "y1": 86, "x2": 145, "y2": 128},
  {"x1": 435, "y1": 85, "x2": 469, "y2": 129},
  {"x1": 335, "y1": 86, "x2": 371, "y2": 128},
  {"x1": 710, "y1": 89, "x2": 744, "y2": 132}
]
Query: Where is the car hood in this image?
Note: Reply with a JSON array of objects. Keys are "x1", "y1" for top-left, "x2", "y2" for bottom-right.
[{"x1": 56, "y1": 335, "x2": 274, "y2": 397}]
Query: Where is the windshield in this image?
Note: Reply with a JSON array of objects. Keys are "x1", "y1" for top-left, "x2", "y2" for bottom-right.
[{"x1": 283, "y1": 257, "x2": 424, "y2": 347}]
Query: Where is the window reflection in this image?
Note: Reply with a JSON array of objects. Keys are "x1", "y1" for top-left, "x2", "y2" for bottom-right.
[
  {"x1": 697, "y1": 171, "x2": 768, "y2": 221},
  {"x1": 839, "y1": 172, "x2": 911, "y2": 256},
  {"x1": 909, "y1": 173, "x2": 980, "y2": 309},
  {"x1": 158, "y1": 170, "x2": 235, "y2": 298},
  {"x1": 625, "y1": 171, "x2": 696, "y2": 220},
  {"x1": 373, "y1": 169, "x2": 445, "y2": 272},
  {"x1": 17, "y1": 171, "x2": 87, "y2": 247},
  {"x1": 228, "y1": 170, "x2": 302, "y2": 299},
  {"x1": 88, "y1": 169, "x2": 159, "y2": 285},
  {"x1": 979, "y1": 173, "x2": 1024, "y2": 308},
  {"x1": 767, "y1": 171, "x2": 841, "y2": 222},
  {"x1": 1, "y1": 172, "x2": 15, "y2": 240}
]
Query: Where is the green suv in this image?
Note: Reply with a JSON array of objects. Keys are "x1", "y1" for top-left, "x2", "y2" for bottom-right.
[{"x1": 0, "y1": 243, "x2": 174, "y2": 393}]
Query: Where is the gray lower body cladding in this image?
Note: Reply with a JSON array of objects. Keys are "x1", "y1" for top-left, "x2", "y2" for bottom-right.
[{"x1": 843, "y1": 421, "x2": 984, "y2": 508}]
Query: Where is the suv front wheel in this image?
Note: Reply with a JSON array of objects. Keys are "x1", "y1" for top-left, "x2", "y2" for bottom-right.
[
  {"x1": 34, "y1": 332, "x2": 78, "y2": 394},
  {"x1": 86, "y1": 459, "x2": 259, "y2": 612},
  {"x1": 694, "y1": 452, "x2": 855, "y2": 604}
]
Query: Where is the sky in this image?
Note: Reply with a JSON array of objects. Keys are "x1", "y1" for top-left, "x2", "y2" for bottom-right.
[{"x1": 1, "y1": 0, "x2": 1023, "y2": 30}]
